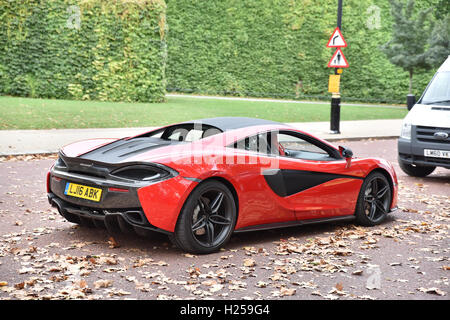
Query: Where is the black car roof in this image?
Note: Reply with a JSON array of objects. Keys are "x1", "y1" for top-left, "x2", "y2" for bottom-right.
[{"x1": 182, "y1": 117, "x2": 285, "y2": 132}]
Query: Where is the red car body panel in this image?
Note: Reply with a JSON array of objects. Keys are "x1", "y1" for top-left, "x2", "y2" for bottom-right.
[
  {"x1": 49, "y1": 120, "x2": 398, "y2": 235},
  {"x1": 61, "y1": 138, "x2": 118, "y2": 158},
  {"x1": 137, "y1": 175, "x2": 198, "y2": 232}
]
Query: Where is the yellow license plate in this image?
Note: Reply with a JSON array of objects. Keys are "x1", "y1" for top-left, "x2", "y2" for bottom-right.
[{"x1": 64, "y1": 182, "x2": 102, "y2": 202}]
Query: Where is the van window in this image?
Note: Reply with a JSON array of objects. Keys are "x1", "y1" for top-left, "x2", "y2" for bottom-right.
[{"x1": 421, "y1": 71, "x2": 450, "y2": 105}]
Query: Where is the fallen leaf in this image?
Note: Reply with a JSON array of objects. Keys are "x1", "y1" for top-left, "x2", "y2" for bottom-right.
[
  {"x1": 202, "y1": 280, "x2": 217, "y2": 286},
  {"x1": 76, "y1": 280, "x2": 88, "y2": 289},
  {"x1": 255, "y1": 281, "x2": 268, "y2": 288},
  {"x1": 332, "y1": 249, "x2": 353, "y2": 256},
  {"x1": 280, "y1": 287, "x2": 296, "y2": 296},
  {"x1": 104, "y1": 257, "x2": 118, "y2": 265},
  {"x1": 94, "y1": 279, "x2": 113, "y2": 289},
  {"x1": 19, "y1": 267, "x2": 35, "y2": 274},
  {"x1": 133, "y1": 258, "x2": 154, "y2": 267},
  {"x1": 243, "y1": 258, "x2": 256, "y2": 267},
  {"x1": 108, "y1": 237, "x2": 120, "y2": 248},
  {"x1": 389, "y1": 262, "x2": 402, "y2": 266},
  {"x1": 209, "y1": 284, "x2": 223, "y2": 293},
  {"x1": 270, "y1": 273, "x2": 283, "y2": 281},
  {"x1": 14, "y1": 282, "x2": 25, "y2": 290},
  {"x1": 417, "y1": 287, "x2": 446, "y2": 296},
  {"x1": 109, "y1": 289, "x2": 131, "y2": 296}
]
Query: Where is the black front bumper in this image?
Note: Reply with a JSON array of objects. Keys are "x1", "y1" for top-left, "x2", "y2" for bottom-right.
[
  {"x1": 398, "y1": 125, "x2": 450, "y2": 169},
  {"x1": 48, "y1": 193, "x2": 170, "y2": 236}
]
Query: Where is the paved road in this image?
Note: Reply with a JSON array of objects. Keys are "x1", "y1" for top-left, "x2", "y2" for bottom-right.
[{"x1": 0, "y1": 139, "x2": 448, "y2": 301}]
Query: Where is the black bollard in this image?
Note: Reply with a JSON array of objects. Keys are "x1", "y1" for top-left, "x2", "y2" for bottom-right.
[{"x1": 407, "y1": 94, "x2": 416, "y2": 111}]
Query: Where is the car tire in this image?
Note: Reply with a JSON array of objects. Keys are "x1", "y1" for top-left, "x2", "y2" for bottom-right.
[
  {"x1": 355, "y1": 172, "x2": 392, "y2": 227},
  {"x1": 170, "y1": 180, "x2": 237, "y2": 254},
  {"x1": 398, "y1": 159, "x2": 436, "y2": 177}
]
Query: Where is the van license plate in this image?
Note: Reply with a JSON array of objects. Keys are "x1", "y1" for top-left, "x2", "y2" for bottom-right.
[{"x1": 424, "y1": 149, "x2": 450, "y2": 159}]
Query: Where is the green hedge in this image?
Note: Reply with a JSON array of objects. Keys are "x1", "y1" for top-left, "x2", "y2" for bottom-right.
[
  {"x1": 0, "y1": 0, "x2": 167, "y2": 102},
  {"x1": 166, "y1": 0, "x2": 440, "y2": 103},
  {"x1": 1, "y1": 0, "x2": 442, "y2": 104}
]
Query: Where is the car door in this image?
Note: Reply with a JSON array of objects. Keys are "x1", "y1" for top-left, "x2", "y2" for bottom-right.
[
  {"x1": 262, "y1": 130, "x2": 364, "y2": 220},
  {"x1": 229, "y1": 131, "x2": 298, "y2": 228}
]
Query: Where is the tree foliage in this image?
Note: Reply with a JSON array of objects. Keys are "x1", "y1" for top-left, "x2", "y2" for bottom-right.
[
  {"x1": 434, "y1": 0, "x2": 450, "y2": 20},
  {"x1": 381, "y1": 0, "x2": 434, "y2": 70},
  {"x1": 166, "y1": 0, "x2": 441, "y2": 103},
  {"x1": 426, "y1": 14, "x2": 450, "y2": 67},
  {"x1": 380, "y1": 0, "x2": 437, "y2": 94}
]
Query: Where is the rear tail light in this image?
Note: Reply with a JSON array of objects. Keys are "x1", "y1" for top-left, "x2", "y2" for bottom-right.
[
  {"x1": 108, "y1": 187, "x2": 129, "y2": 193},
  {"x1": 46, "y1": 172, "x2": 51, "y2": 193}
]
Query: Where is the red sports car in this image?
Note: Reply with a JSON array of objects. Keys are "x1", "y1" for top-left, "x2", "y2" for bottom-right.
[{"x1": 46, "y1": 117, "x2": 398, "y2": 253}]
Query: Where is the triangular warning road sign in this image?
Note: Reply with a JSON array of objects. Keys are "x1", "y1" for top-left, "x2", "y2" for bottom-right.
[
  {"x1": 327, "y1": 48, "x2": 349, "y2": 68},
  {"x1": 326, "y1": 27, "x2": 347, "y2": 48}
]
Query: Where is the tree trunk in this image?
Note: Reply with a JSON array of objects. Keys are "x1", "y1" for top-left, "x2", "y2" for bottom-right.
[{"x1": 409, "y1": 69, "x2": 413, "y2": 94}]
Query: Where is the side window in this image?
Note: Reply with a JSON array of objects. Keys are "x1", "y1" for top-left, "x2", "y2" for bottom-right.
[
  {"x1": 235, "y1": 132, "x2": 270, "y2": 154},
  {"x1": 168, "y1": 128, "x2": 189, "y2": 141},
  {"x1": 275, "y1": 132, "x2": 336, "y2": 160},
  {"x1": 185, "y1": 129, "x2": 204, "y2": 142}
]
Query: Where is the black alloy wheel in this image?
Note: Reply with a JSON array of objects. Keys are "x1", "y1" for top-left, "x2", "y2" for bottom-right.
[
  {"x1": 170, "y1": 180, "x2": 237, "y2": 254},
  {"x1": 355, "y1": 172, "x2": 392, "y2": 226}
]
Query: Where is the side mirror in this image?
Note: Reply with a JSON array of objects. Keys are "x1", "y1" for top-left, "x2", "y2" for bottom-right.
[
  {"x1": 339, "y1": 146, "x2": 353, "y2": 158},
  {"x1": 339, "y1": 146, "x2": 353, "y2": 168}
]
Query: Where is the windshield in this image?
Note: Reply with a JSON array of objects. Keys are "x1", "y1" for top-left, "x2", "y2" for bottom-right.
[{"x1": 421, "y1": 71, "x2": 450, "y2": 105}]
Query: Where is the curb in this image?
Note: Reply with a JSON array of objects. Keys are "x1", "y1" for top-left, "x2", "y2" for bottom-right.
[
  {"x1": 324, "y1": 135, "x2": 399, "y2": 142},
  {"x1": 0, "y1": 135, "x2": 400, "y2": 157}
]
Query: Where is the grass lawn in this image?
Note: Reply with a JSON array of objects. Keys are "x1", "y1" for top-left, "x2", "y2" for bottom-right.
[{"x1": 0, "y1": 95, "x2": 408, "y2": 130}]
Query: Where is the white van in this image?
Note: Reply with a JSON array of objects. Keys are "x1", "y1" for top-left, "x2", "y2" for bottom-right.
[{"x1": 398, "y1": 56, "x2": 450, "y2": 177}]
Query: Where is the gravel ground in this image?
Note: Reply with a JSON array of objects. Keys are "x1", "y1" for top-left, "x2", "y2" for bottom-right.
[{"x1": 0, "y1": 139, "x2": 448, "y2": 301}]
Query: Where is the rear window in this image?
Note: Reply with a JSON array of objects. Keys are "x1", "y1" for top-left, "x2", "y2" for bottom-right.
[{"x1": 146, "y1": 124, "x2": 222, "y2": 142}]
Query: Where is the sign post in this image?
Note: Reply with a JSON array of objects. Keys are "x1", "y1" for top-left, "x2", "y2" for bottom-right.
[{"x1": 327, "y1": 0, "x2": 346, "y2": 134}]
